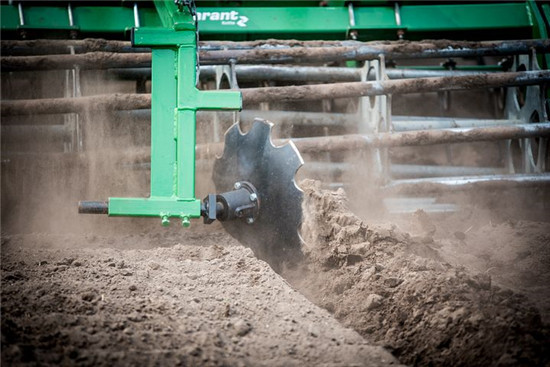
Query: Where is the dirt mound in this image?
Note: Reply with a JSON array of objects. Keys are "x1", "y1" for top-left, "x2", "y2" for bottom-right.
[
  {"x1": 285, "y1": 180, "x2": 549, "y2": 367},
  {"x1": 1, "y1": 230, "x2": 400, "y2": 367}
]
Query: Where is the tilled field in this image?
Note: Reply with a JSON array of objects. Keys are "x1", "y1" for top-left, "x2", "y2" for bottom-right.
[
  {"x1": 286, "y1": 180, "x2": 550, "y2": 366},
  {"x1": 1, "y1": 228, "x2": 402, "y2": 367},
  {"x1": 2, "y1": 182, "x2": 549, "y2": 366}
]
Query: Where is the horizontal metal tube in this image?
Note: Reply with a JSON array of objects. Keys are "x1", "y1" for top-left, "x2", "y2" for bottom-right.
[
  {"x1": 392, "y1": 117, "x2": 521, "y2": 131},
  {"x1": 201, "y1": 65, "x2": 361, "y2": 83},
  {"x1": 196, "y1": 123, "x2": 550, "y2": 159},
  {"x1": 109, "y1": 66, "x2": 492, "y2": 83},
  {"x1": 4, "y1": 71, "x2": 546, "y2": 116},
  {"x1": 1, "y1": 93, "x2": 151, "y2": 116},
  {"x1": 271, "y1": 161, "x2": 504, "y2": 178},
  {"x1": 240, "y1": 70, "x2": 550, "y2": 104},
  {"x1": 390, "y1": 164, "x2": 504, "y2": 178},
  {"x1": 78, "y1": 201, "x2": 108, "y2": 214},
  {"x1": 3, "y1": 39, "x2": 549, "y2": 70},
  {"x1": 1, "y1": 52, "x2": 152, "y2": 72},
  {"x1": 3, "y1": 38, "x2": 547, "y2": 58},
  {"x1": 202, "y1": 39, "x2": 550, "y2": 65},
  {"x1": 381, "y1": 69, "x2": 493, "y2": 80},
  {"x1": 1, "y1": 39, "x2": 149, "y2": 55},
  {"x1": 384, "y1": 174, "x2": 550, "y2": 193}
]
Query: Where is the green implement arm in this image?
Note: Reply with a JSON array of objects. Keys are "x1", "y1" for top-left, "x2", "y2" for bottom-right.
[{"x1": 109, "y1": 1, "x2": 241, "y2": 226}]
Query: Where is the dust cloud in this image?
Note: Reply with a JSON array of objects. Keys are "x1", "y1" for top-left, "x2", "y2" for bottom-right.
[{"x1": 288, "y1": 179, "x2": 549, "y2": 366}]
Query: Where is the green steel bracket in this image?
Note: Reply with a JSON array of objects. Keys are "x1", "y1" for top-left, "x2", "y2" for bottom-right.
[{"x1": 108, "y1": 4, "x2": 242, "y2": 227}]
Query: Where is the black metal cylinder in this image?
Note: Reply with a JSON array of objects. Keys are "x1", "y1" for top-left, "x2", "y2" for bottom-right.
[{"x1": 78, "y1": 201, "x2": 108, "y2": 214}]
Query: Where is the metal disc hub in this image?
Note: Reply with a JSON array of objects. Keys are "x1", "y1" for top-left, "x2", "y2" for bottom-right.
[{"x1": 212, "y1": 119, "x2": 304, "y2": 265}]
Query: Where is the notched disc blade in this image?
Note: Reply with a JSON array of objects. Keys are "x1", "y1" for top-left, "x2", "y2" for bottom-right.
[{"x1": 213, "y1": 119, "x2": 304, "y2": 265}]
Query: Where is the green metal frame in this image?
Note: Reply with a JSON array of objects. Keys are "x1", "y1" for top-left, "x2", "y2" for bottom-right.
[
  {"x1": 0, "y1": 2, "x2": 544, "y2": 41},
  {"x1": 109, "y1": 1, "x2": 241, "y2": 226}
]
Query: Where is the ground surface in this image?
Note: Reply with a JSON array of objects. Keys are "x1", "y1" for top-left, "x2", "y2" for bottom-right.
[
  {"x1": 1, "y1": 229, "x2": 399, "y2": 367},
  {"x1": 2, "y1": 183, "x2": 549, "y2": 367},
  {"x1": 285, "y1": 180, "x2": 550, "y2": 367}
]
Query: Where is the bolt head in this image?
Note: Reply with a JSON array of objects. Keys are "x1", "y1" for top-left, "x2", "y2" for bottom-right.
[
  {"x1": 249, "y1": 193, "x2": 257, "y2": 202},
  {"x1": 234, "y1": 182, "x2": 242, "y2": 190},
  {"x1": 246, "y1": 217, "x2": 254, "y2": 224}
]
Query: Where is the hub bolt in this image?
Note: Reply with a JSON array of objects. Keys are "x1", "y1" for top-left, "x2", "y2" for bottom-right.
[
  {"x1": 234, "y1": 182, "x2": 242, "y2": 190},
  {"x1": 246, "y1": 217, "x2": 254, "y2": 224},
  {"x1": 249, "y1": 193, "x2": 257, "y2": 202}
]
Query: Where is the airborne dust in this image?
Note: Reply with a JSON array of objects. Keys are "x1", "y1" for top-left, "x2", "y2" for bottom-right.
[{"x1": 2, "y1": 65, "x2": 550, "y2": 367}]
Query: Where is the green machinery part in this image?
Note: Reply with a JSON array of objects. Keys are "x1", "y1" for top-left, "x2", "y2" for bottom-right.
[
  {"x1": 2, "y1": 0, "x2": 549, "y2": 227},
  {"x1": 1, "y1": 1, "x2": 548, "y2": 42},
  {"x1": 108, "y1": 1, "x2": 241, "y2": 226}
]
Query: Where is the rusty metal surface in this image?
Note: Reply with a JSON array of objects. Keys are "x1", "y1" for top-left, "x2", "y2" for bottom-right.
[
  {"x1": 3, "y1": 71, "x2": 548, "y2": 116},
  {"x1": 3, "y1": 39, "x2": 550, "y2": 69}
]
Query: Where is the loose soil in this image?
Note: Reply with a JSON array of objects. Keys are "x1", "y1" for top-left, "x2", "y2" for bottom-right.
[
  {"x1": 284, "y1": 180, "x2": 550, "y2": 367},
  {"x1": 1, "y1": 228, "x2": 400, "y2": 367}
]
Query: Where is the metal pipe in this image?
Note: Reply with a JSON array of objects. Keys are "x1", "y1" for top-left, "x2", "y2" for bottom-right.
[
  {"x1": 291, "y1": 123, "x2": 550, "y2": 153},
  {"x1": 240, "y1": 70, "x2": 550, "y2": 105},
  {"x1": 1, "y1": 52, "x2": 152, "y2": 71},
  {"x1": 200, "y1": 39, "x2": 550, "y2": 65},
  {"x1": 78, "y1": 201, "x2": 108, "y2": 214},
  {"x1": 133, "y1": 3, "x2": 140, "y2": 28},
  {"x1": 67, "y1": 3, "x2": 74, "y2": 27},
  {"x1": 391, "y1": 117, "x2": 521, "y2": 131},
  {"x1": 3, "y1": 71, "x2": 547, "y2": 116},
  {"x1": 389, "y1": 164, "x2": 504, "y2": 178},
  {"x1": 3, "y1": 38, "x2": 546, "y2": 56},
  {"x1": 1, "y1": 39, "x2": 149, "y2": 56},
  {"x1": 202, "y1": 65, "x2": 362, "y2": 83},
  {"x1": 384, "y1": 174, "x2": 550, "y2": 193},
  {"x1": 1, "y1": 93, "x2": 151, "y2": 116},
  {"x1": 381, "y1": 69, "x2": 492, "y2": 80},
  {"x1": 3, "y1": 39, "x2": 550, "y2": 69},
  {"x1": 114, "y1": 110, "x2": 520, "y2": 132},
  {"x1": 109, "y1": 66, "x2": 494, "y2": 83},
  {"x1": 17, "y1": 2, "x2": 24, "y2": 26},
  {"x1": 195, "y1": 123, "x2": 550, "y2": 159}
]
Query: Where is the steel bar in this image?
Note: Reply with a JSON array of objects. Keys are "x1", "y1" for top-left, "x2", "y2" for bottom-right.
[
  {"x1": 3, "y1": 38, "x2": 546, "y2": 56},
  {"x1": 4, "y1": 39, "x2": 550, "y2": 70},
  {"x1": 195, "y1": 123, "x2": 550, "y2": 159},
  {"x1": 241, "y1": 70, "x2": 550, "y2": 104},
  {"x1": 201, "y1": 65, "x2": 361, "y2": 83},
  {"x1": 3, "y1": 71, "x2": 547, "y2": 116},
  {"x1": 378, "y1": 69, "x2": 492, "y2": 80},
  {"x1": 290, "y1": 123, "x2": 550, "y2": 153},
  {"x1": 1, "y1": 94, "x2": 151, "y2": 116},
  {"x1": 78, "y1": 201, "x2": 108, "y2": 214},
  {"x1": 282, "y1": 161, "x2": 504, "y2": 178},
  {"x1": 390, "y1": 164, "x2": 504, "y2": 178},
  {"x1": 1, "y1": 52, "x2": 152, "y2": 72},
  {"x1": 200, "y1": 39, "x2": 550, "y2": 65},
  {"x1": 1, "y1": 39, "x2": 148, "y2": 56},
  {"x1": 109, "y1": 65, "x2": 494, "y2": 83},
  {"x1": 384, "y1": 174, "x2": 550, "y2": 193},
  {"x1": 392, "y1": 117, "x2": 521, "y2": 131}
]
